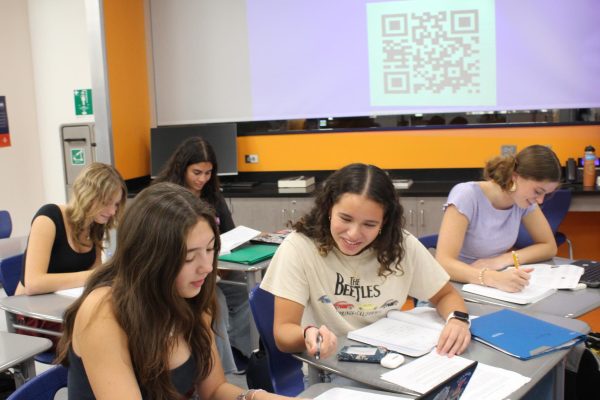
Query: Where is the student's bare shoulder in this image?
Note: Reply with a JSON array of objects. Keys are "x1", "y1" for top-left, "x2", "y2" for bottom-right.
[{"x1": 78, "y1": 286, "x2": 115, "y2": 322}]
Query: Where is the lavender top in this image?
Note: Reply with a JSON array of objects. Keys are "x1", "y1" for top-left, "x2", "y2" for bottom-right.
[{"x1": 444, "y1": 182, "x2": 537, "y2": 264}]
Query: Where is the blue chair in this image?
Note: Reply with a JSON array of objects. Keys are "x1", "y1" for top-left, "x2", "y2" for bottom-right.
[
  {"x1": 0, "y1": 253, "x2": 23, "y2": 296},
  {"x1": 0, "y1": 210, "x2": 12, "y2": 239},
  {"x1": 7, "y1": 365, "x2": 67, "y2": 400},
  {"x1": 514, "y1": 189, "x2": 573, "y2": 259},
  {"x1": 418, "y1": 234, "x2": 438, "y2": 250},
  {"x1": 248, "y1": 285, "x2": 304, "y2": 397},
  {"x1": 0, "y1": 253, "x2": 55, "y2": 364}
]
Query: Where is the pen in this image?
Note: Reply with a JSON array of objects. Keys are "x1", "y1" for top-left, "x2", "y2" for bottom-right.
[
  {"x1": 512, "y1": 251, "x2": 520, "y2": 270},
  {"x1": 315, "y1": 334, "x2": 322, "y2": 360}
]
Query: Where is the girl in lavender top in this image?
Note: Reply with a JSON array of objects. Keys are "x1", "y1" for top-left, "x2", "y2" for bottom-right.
[{"x1": 436, "y1": 145, "x2": 562, "y2": 292}]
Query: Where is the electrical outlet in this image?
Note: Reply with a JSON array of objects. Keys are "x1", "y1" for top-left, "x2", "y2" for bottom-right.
[
  {"x1": 245, "y1": 154, "x2": 259, "y2": 163},
  {"x1": 501, "y1": 145, "x2": 517, "y2": 156}
]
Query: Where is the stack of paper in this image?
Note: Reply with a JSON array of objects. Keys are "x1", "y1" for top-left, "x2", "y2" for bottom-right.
[
  {"x1": 277, "y1": 175, "x2": 315, "y2": 188},
  {"x1": 462, "y1": 283, "x2": 555, "y2": 305},
  {"x1": 219, "y1": 226, "x2": 261, "y2": 255}
]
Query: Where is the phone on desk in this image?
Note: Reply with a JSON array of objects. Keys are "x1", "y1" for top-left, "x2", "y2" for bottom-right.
[{"x1": 337, "y1": 345, "x2": 388, "y2": 363}]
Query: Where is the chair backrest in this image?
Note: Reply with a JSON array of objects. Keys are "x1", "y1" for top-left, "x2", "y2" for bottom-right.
[
  {"x1": 248, "y1": 285, "x2": 304, "y2": 397},
  {"x1": 514, "y1": 189, "x2": 572, "y2": 249},
  {"x1": 0, "y1": 253, "x2": 23, "y2": 296},
  {"x1": 7, "y1": 365, "x2": 68, "y2": 400},
  {"x1": 0, "y1": 210, "x2": 12, "y2": 239},
  {"x1": 418, "y1": 234, "x2": 439, "y2": 249}
]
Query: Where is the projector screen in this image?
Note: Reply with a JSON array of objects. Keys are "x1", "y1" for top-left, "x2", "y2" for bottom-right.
[{"x1": 149, "y1": 0, "x2": 600, "y2": 125}]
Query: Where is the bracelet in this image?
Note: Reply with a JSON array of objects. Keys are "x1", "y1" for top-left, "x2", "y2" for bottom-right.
[
  {"x1": 478, "y1": 268, "x2": 488, "y2": 286},
  {"x1": 236, "y1": 389, "x2": 265, "y2": 400},
  {"x1": 303, "y1": 324, "x2": 317, "y2": 339}
]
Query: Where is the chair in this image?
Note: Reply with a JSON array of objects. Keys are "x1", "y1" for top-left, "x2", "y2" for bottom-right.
[
  {"x1": 6, "y1": 365, "x2": 67, "y2": 400},
  {"x1": 514, "y1": 189, "x2": 573, "y2": 259},
  {"x1": 0, "y1": 253, "x2": 55, "y2": 364},
  {"x1": 248, "y1": 285, "x2": 304, "y2": 397},
  {"x1": 0, "y1": 253, "x2": 23, "y2": 296},
  {"x1": 418, "y1": 234, "x2": 438, "y2": 250},
  {"x1": 0, "y1": 210, "x2": 12, "y2": 239}
]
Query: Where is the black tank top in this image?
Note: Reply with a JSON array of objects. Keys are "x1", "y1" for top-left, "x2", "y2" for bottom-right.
[
  {"x1": 67, "y1": 348, "x2": 198, "y2": 399},
  {"x1": 20, "y1": 204, "x2": 96, "y2": 285}
]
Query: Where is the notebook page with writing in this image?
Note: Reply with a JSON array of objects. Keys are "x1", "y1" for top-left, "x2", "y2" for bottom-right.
[
  {"x1": 347, "y1": 308, "x2": 443, "y2": 357},
  {"x1": 461, "y1": 283, "x2": 555, "y2": 305},
  {"x1": 314, "y1": 388, "x2": 411, "y2": 400},
  {"x1": 527, "y1": 264, "x2": 584, "y2": 289}
]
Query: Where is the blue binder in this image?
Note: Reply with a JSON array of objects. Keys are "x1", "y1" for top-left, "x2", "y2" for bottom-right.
[{"x1": 470, "y1": 309, "x2": 586, "y2": 360}]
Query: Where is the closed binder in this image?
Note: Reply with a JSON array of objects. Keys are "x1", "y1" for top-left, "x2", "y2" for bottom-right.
[
  {"x1": 470, "y1": 309, "x2": 585, "y2": 360},
  {"x1": 218, "y1": 244, "x2": 277, "y2": 265}
]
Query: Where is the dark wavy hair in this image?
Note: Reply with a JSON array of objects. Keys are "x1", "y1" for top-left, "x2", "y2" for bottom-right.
[
  {"x1": 154, "y1": 136, "x2": 222, "y2": 206},
  {"x1": 484, "y1": 144, "x2": 562, "y2": 191},
  {"x1": 294, "y1": 163, "x2": 406, "y2": 276},
  {"x1": 57, "y1": 183, "x2": 220, "y2": 399}
]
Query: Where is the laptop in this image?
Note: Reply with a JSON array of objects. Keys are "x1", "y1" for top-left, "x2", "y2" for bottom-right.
[
  {"x1": 314, "y1": 361, "x2": 477, "y2": 400},
  {"x1": 418, "y1": 360, "x2": 477, "y2": 400},
  {"x1": 572, "y1": 259, "x2": 600, "y2": 288}
]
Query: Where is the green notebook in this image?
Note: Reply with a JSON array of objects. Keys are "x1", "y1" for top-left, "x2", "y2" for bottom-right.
[{"x1": 218, "y1": 244, "x2": 278, "y2": 265}]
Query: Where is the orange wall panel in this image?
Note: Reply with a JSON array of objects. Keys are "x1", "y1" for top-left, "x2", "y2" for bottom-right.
[
  {"x1": 104, "y1": 0, "x2": 151, "y2": 179},
  {"x1": 237, "y1": 125, "x2": 600, "y2": 172}
]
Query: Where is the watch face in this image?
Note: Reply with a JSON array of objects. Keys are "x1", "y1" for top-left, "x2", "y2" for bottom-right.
[{"x1": 454, "y1": 311, "x2": 469, "y2": 320}]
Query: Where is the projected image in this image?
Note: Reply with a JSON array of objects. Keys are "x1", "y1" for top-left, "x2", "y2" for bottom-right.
[{"x1": 367, "y1": 0, "x2": 496, "y2": 107}]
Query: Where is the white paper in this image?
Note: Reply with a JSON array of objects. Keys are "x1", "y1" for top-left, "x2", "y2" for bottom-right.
[
  {"x1": 380, "y1": 351, "x2": 530, "y2": 400},
  {"x1": 380, "y1": 351, "x2": 472, "y2": 393},
  {"x1": 460, "y1": 363, "x2": 530, "y2": 400},
  {"x1": 314, "y1": 388, "x2": 411, "y2": 400},
  {"x1": 56, "y1": 287, "x2": 84, "y2": 298},
  {"x1": 527, "y1": 263, "x2": 584, "y2": 289},
  {"x1": 219, "y1": 225, "x2": 261, "y2": 255}
]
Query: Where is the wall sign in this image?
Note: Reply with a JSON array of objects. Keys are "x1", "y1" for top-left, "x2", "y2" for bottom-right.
[
  {"x1": 0, "y1": 96, "x2": 10, "y2": 147},
  {"x1": 74, "y1": 89, "x2": 93, "y2": 116}
]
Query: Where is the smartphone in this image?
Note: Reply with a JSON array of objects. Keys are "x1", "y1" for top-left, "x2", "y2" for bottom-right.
[{"x1": 337, "y1": 345, "x2": 388, "y2": 363}]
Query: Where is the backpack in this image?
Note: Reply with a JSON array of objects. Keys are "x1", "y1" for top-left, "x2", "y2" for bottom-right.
[{"x1": 245, "y1": 340, "x2": 274, "y2": 392}]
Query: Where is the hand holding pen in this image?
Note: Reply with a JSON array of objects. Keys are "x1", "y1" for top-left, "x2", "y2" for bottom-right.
[{"x1": 303, "y1": 324, "x2": 337, "y2": 359}]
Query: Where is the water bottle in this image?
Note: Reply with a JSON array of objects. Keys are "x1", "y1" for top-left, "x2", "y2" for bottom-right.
[{"x1": 583, "y1": 145, "x2": 597, "y2": 187}]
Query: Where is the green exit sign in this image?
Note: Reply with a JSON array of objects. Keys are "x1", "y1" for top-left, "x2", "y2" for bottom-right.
[{"x1": 74, "y1": 89, "x2": 93, "y2": 116}]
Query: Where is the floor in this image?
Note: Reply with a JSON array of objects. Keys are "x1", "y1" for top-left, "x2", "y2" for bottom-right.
[{"x1": 0, "y1": 288, "x2": 247, "y2": 399}]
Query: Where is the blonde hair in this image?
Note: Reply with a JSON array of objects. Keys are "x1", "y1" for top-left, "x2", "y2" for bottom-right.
[
  {"x1": 66, "y1": 163, "x2": 127, "y2": 248},
  {"x1": 483, "y1": 145, "x2": 562, "y2": 191}
]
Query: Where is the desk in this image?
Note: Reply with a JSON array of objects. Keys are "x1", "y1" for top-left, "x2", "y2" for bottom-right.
[
  {"x1": 454, "y1": 258, "x2": 600, "y2": 319},
  {"x1": 0, "y1": 331, "x2": 52, "y2": 387},
  {"x1": 294, "y1": 303, "x2": 589, "y2": 400}
]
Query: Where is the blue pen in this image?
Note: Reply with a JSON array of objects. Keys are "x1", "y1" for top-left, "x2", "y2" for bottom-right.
[{"x1": 315, "y1": 334, "x2": 323, "y2": 360}]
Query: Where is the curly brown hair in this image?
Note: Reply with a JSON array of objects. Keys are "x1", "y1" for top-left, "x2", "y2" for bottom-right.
[
  {"x1": 57, "y1": 183, "x2": 220, "y2": 399},
  {"x1": 294, "y1": 163, "x2": 406, "y2": 276}
]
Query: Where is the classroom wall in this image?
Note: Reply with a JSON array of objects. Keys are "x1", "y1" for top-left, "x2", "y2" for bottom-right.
[
  {"x1": 0, "y1": 0, "x2": 93, "y2": 236},
  {"x1": 0, "y1": 0, "x2": 45, "y2": 236}
]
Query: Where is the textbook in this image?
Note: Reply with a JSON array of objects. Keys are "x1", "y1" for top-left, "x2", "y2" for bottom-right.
[
  {"x1": 277, "y1": 184, "x2": 316, "y2": 194},
  {"x1": 470, "y1": 309, "x2": 586, "y2": 360},
  {"x1": 461, "y1": 282, "x2": 555, "y2": 305},
  {"x1": 392, "y1": 179, "x2": 413, "y2": 190},
  {"x1": 219, "y1": 225, "x2": 261, "y2": 255},
  {"x1": 347, "y1": 307, "x2": 445, "y2": 357},
  {"x1": 218, "y1": 244, "x2": 277, "y2": 265},
  {"x1": 277, "y1": 175, "x2": 315, "y2": 188}
]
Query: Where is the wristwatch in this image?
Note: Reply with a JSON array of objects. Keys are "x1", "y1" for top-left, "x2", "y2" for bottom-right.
[{"x1": 446, "y1": 311, "x2": 470, "y2": 327}]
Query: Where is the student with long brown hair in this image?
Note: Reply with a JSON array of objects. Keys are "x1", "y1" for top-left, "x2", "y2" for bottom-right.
[{"x1": 57, "y1": 183, "x2": 300, "y2": 400}]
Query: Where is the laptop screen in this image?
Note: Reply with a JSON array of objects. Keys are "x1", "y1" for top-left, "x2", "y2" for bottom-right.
[{"x1": 419, "y1": 361, "x2": 478, "y2": 400}]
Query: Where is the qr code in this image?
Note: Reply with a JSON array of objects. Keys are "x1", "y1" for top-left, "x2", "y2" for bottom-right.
[{"x1": 367, "y1": 0, "x2": 496, "y2": 107}]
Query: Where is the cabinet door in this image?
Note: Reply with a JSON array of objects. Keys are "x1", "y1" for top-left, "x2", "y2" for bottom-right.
[
  {"x1": 416, "y1": 197, "x2": 446, "y2": 237},
  {"x1": 287, "y1": 198, "x2": 314, "y2": 226},
  {"x1": 400, "y1": 198, "x2": 419, "y2": 236},
  {"x1": 227, "y1": 198, "x2": 290, "y2": 232}
]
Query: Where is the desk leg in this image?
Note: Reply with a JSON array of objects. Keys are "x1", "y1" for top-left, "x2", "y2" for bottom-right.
[
  {"x1": 13, "y1": 359, "x2": 36, "y2": 388},
  {"x1": 552, "y1": 358, "x2": 566, "y2": 400},
  {"x1": 246, "y1": 270, "x2": 262, "y2": 351},
  {"x1": 306, "y1": 364, "x2": 322, "y2": 386}
]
